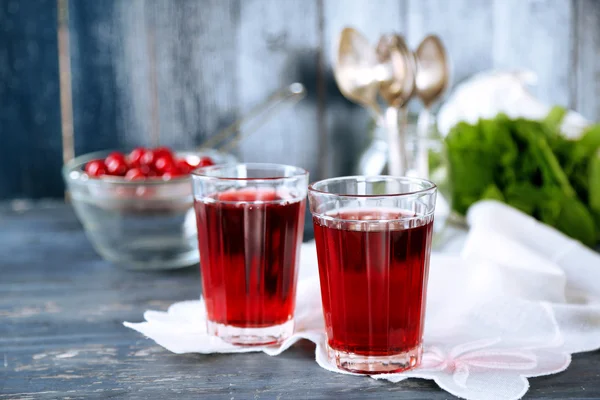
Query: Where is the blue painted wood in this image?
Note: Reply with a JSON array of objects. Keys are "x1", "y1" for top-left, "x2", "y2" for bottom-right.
[
  {"x1": 68, "y1": 0, "x2": 127, "y2": 155},
  {"x1": 148, "y1": 0, "x2": 239, "y2": 151},
  {"x1": 0, "y1": 0, "x2": 63, "y2": 199},
  {"x1": 573, "y1": 0, "x2": 600, "y2": 120},
  {"x1": 237, "y1": 0, "x2": 320, "y2": 175},
  {"x1": 406, "y1": 0, "x2": 494, "y2": 92},
  {"x1": 4, "y1": 0, "x2": 600, "y2": 199},
  {"x1": 492, "y1": 0, "x2": 573, "y2": 108}
]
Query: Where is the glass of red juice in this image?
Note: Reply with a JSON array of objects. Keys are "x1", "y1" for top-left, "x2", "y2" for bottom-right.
[
  {"x1": 308, "y1": 176, "x2": 436, "y2": 374},
  {"x1": 191, "y1": 163, "x2": 308, "y2": 345}
]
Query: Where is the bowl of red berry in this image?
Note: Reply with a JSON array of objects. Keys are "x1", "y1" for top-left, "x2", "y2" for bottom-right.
[{"x1": 63, "y1": 146, "x2": 236, "y2": 270}]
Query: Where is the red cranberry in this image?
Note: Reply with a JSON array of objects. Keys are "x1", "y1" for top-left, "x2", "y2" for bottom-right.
[
  {"x1": 105, "y1": 156, "x2": 128, "y2": 176},
  {"x1": 176, "y1": 159, "x2": 194, "y2": 174},
  {"x1": 140, "y1": 165, "x2": 158, "y2": 177},
  {"x1": 125, "y1": 168, "x2": 146, "y2": 180},
  {"x1": 128, "y1": 147, "x2": 147, "y2": 167},
  {"x1": 105, "y1": 151, "x2": 126, "y2": 163},
  {"x1": 198, "y1": 156, "x2": 215, "y2": 167},
  {"x1": 154, "y1": 155, "x2": 175, "y2": 173},
  {"x1": 140, "y1": 150, "x2": 156, "y2": 167},
  {"x1": 162, "y1": 166, "x2": 184, "y2": 180},
  {"x1": 85, "y1": 160, "x2": 107, "y2": 177},
  {"x1": 153, "y1": 146, "x2": 174, "y2": 161}
]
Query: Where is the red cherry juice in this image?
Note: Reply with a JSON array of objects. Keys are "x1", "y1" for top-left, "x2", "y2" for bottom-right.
[
  {"x1": 313, "y1": 208, "x2": 433, "y2": 356},
  {"x1": 195, "y1": 188, "x2": 305, "y2": 328}
]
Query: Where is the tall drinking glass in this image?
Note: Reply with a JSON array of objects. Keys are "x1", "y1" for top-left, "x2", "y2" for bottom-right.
[
  {"x1": 308, "y1": 176, "x2": 436, "y2": 374},
  {"x1": 192, "y1": 163, "x2": 308, "y2": 345}
]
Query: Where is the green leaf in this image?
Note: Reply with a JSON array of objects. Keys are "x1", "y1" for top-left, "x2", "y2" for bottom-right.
[
  {"x1": 503, "y1": 182, "x2": 545, "y2": 215},
  {"x1": 446, "y1": 120, "x2": 511, "y2": 215},
  {"x1": 554, "y1": 196, "x2": 597, "y2": 247},
  {"x1": 537, "y1": 186, "x2": 564, "y2": 226},
  {"x1": 444, "y1": 113, "x2": 599, "y2": 247},
  {"x1": 481, "y1": 184, "x2": 505, "y2": 202},
  {"x1": 512, "y1": 120, "x2": 575, "y2": 198},
  {"x1": 589, "y1": 152, "x2": 600, "y2": 217},
  {"x1": 572, "y1": 125, "x2": 600, "y2": 164},
  {"x1": 543, "y1": 106, "x2": 568, "y2": 136},
  {"x1": 446, "y1": 122, "x2": 496, "y2": 214}
]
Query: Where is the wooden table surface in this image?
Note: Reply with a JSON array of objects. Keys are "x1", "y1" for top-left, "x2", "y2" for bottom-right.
[{"x1": 2, "y1": 202, "x2": 600, "y2": 399}]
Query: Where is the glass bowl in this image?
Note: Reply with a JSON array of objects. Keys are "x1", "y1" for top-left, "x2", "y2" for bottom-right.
[{"x1": 63, "y1": 149, "x2": 236, "y2": 270}]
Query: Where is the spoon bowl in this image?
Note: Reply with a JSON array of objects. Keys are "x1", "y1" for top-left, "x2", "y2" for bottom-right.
[
  {"x1": 415, "y1": 35, "x2": 449, "y2": 108},
  {"x1": 376, "y1": 34, "x2": 416, "y2": 176},
  {"x1": 334, "y1": 27, "x2": 385, "y2": 117},
  {"x1": 377, "y1": 34, "x2": 416, "y2": 108}
]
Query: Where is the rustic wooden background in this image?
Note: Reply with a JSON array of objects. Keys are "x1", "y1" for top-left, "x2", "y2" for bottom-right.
[{"x1": 2, "y1": 0, "x2": 599, "y2": 200}]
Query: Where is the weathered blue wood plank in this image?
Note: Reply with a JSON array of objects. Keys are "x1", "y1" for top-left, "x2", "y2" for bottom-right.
[
  {"x1": 148, "y1": 0, "x2": 239, "y2": 150},
  {"x1": 67, "y1": 0, "x2": 241, "y2": 154},
  {"x1": 0, "y1": 0, "x2": 63, "y2": 199},
  {"x1": 492, "y1": 0, "x2": 573, "y2": 107},
  {"x1": 68, "y1": 0, "x2": 158, "y2": 155},
  {"x1": 572, "y1": 0, "x2": 600, "y2": 120},
  {"x1": 68, "y1": 0, "x2": 121, "y2": 155},
  {"x1": 4, "y1": 0, "x2": 600, "y2": 200},
  {"x1": 236, "y1": 0, "x2": 320, "y2": 175},
  {"x1": 406, "y1": 0, "x2": 494, "y2": 90}
]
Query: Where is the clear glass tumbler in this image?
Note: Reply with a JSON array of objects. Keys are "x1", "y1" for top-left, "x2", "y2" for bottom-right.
[
  {"x1": 192, "y1": 163, "x2": 308, "y2": 345},
  {"x1": 308, "y1": 176, "x2": 436, "y2": 374}
]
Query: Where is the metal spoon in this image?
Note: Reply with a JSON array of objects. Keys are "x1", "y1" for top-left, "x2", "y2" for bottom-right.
[
  {"x1": 334, "y1": 27, "x2": 388, "y2": 120},
  {"x1": 198, "y1": 83, "x2": 306, "y2": 152},
  {"x1": 376, "y1": 34, "x2": 416, "y2": 176},
  {"x1": 414, "y1": 35, "x2": 448, "y2": 177}
]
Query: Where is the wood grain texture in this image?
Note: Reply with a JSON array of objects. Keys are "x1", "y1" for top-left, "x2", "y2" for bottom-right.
[
  {"x1": 2, "y1": 202, "x2": 600, "y2": 399},
  {"x1": 69, "y1": 0, "x2": 135, "y2": 154},
  {"x1": 493, "y1": 0, "x2": 573, "y2": 107},
  {"x1": 148, "y1": 0, "x2": 239, "y2": 150},
  {"x1": 572, "y1": 0, "x2": 600, "y2": 120},
  {"x1": 236, "y1": 0, "x2": 320, "y2": 174},
  {"x1": 0, "y1": 0, "x2": 63, "y2": 199},
  {"x1": 68, "y1": 0, "x2": 240, "y2": 153},
  {"x1": 405, "y1": 0, "x2": 494, "y2": 90},
  {"x1": 321, "y1": 0, "x2": 405, "y2": 177},
  {"x1": 6, "y1": 0, "x2": 600, "y2": 199}
]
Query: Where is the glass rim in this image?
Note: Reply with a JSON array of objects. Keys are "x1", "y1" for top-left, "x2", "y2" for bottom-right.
[
  {"x1": 191, "y1": 162, "x2": 308, "y2": 182},
  {"x1": 308, "y1": 175, "x2": 437, "y2": 198}
]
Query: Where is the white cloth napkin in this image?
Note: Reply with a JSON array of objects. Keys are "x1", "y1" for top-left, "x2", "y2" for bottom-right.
[{"x1": 124, "y1": 200, "x2": 600, "y2": 400}]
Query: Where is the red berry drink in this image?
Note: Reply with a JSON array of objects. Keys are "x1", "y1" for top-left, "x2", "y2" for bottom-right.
[
  {"x1": 308, "y1": 177, "x2": 436, "y2": 374},
  {"x1": 195, "y1": 189, "x2": 305, "y2": 331},
  {"x1": 192, "y1": 164, "x2": 308, "y2": 345},
  {"x1": 313, "y1": 209, "x2": 433, "y2": 366}
]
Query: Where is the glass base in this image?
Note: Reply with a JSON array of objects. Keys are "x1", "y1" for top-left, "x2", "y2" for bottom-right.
[
  {"x1": 207, "y1": 319, "x2": 294, "y2": 346},
  {"x1": 327, "y1": 343, "x2": 422, "y2": 374}
]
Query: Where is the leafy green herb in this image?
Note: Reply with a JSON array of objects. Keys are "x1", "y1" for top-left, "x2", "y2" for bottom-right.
[
  {"x1": 446, "y1": 108, "x2": 600, "y2": 247},
  {"x1": 589, "y1": 152, "x2": 600, "y2": 241}
]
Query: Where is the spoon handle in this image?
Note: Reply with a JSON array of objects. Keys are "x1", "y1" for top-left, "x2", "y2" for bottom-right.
[
  {"x1": 384, "y1": 107, "x2": 407, "y2": 176},
  {"x1": 199, "y1": 83, "x2": 306, "y2": 152},
  {"x1": 416, "y1": 107, "x2": 433, "y2": 178},
  {"x1": 399, "y1": 106, "x2": 409, "y2": 175}
]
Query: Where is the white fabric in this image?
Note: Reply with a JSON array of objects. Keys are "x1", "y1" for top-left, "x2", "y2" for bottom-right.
[{"x1": 125, "y1": 200, "x2": 600, "y2": 400}]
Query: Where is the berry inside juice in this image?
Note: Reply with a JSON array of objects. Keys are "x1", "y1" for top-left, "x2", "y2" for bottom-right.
[
  {"x1": 195, "y1": 188, "x2": 305, "y2": 328},
  {"x1": 313, "y1": 208, "x2": 433, "y2": 356}
]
